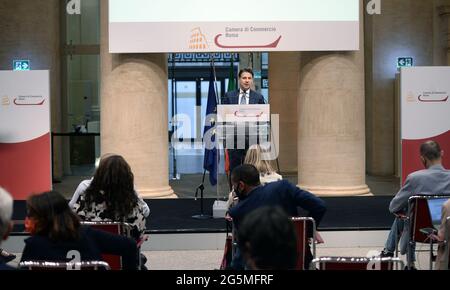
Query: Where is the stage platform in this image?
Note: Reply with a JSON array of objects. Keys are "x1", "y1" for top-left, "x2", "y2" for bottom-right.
[{"x1": 12, "y1": 196, "x2": 394, "y2": 234}]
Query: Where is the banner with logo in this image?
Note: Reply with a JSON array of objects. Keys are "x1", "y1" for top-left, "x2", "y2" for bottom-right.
[
  {"x1": 0, "y1": 71, "x2": 51, "y2": 200},
  {"x1": 109, "y1": 0, "x2": 359, "y2": 53},
  {"x1": 400, "y1": 67, "x2": 450, "y2": 184}
]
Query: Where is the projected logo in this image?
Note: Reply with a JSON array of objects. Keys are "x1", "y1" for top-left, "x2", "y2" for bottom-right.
[
  {"x1": 418, "y1": 91, "x2": 449, "y2": 103},
  {"x1": 13, "y1": 96, "x2": 45, "y2": 106},
  {"x1": 189, "y1": 28, "x2": 209, "y2": 50},
  {"x1": 214, "y1": 34, "x2": 282, "y2": 49},
  {"x1": 406, "y1": 92, "x2": 416, "y2": 103},
  {"x1": 1, "y1": 96, "x2": 10, "y2": 106}
]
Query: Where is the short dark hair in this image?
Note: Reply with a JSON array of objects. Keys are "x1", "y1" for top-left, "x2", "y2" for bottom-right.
[
  {"x1": 420, "y1": 141, "x2": 442, "y2": 161},
  {"x1": 231, "y1": 164, "x2": 261, "y2": 187},
  {"x1": 238, "y1": 68, "x2": 254, "y2": 78},
  {"x1": 237, "y1": 206, "x2": 297, "y2": 270}
]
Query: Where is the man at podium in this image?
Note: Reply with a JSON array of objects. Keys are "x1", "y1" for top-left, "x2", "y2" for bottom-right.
[{"x1": 221, "y1": 68, "x2": 266, "y2": 175}]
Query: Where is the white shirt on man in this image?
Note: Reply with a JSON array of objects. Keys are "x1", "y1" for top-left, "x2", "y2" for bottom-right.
[{"x1": 238, "y1": 89, "x2": 250, "y2": 105}]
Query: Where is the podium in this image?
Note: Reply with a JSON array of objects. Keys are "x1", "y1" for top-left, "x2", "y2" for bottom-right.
[
  {"x1": 210, "y1": 104, "x2": 274, "y2": 218},
  {"x1": 216, "y1": 104, "x2": 271, "y2": 151}
]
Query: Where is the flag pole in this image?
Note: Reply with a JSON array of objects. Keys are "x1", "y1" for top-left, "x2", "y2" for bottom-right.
[
  {"x1": 192, "y1": 55, "x2": 217, "y2": 220},
  {"x1": 211, "y1": 56, "x2": 220, "y2": 202}
]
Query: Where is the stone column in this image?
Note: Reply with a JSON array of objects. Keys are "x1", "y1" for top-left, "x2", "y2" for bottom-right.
[
  {"x1": 268, "y1": 52, "x2": 300, "y2": 173},
  {"x1": 297, "y1": 2, "x2": 370, "y2": 196},
  {"x1": 100, "y1": 0, "x2": 175, "y2": 198},
  {"x1": 438, "y1": 2, "x2": 450, "y2": 64}
]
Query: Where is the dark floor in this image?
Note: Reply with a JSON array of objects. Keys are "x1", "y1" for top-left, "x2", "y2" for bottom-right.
[
  {"x1": 54, "y1": 173, "x2": 401, "y2": 199},
  {"x1": 12, "y1": 196, "x2": 394, "y2": 234},
  {"x1": 39, "y1": 172, "x2": 400, "y2": 234}
]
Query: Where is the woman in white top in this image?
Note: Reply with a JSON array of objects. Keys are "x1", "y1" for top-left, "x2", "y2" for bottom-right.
[
  {"x1": 69, "y1": 153, "x2": 150, "y2": 218},
  {"x1": 244, "y1": 144, "x2": 282, "y2": 184},
  {"x1": 70, "y1": 154, "x2": 149, "y2": 241},
  {"x1": 227, "y1": 144, "x2": 282, "y2": 209}
]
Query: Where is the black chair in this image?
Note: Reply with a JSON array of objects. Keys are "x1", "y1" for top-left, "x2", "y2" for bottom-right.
[{"x1": 407, "y1": 195, "x2": 450, "y2": 269}]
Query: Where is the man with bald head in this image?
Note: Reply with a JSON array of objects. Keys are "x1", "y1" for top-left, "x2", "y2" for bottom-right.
[{"x1": 380, "y1": 141, "x2": 450, "y2": 269}]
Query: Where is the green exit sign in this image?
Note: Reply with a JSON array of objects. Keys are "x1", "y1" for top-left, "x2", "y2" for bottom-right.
[
  {"x1": 397, "y1": 57, "x2": 413, "y2": 68},
  {"x1": 13, "y1": 60, "x2": 30, "y2": 71}
]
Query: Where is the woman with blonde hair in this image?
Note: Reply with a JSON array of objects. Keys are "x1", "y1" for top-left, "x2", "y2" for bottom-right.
[
  {"x1": 244, "y1": 144, "x2": 282, "y2": 184},
  {"x1": 227, "y1": 144, "x2": 282, "y2": 209}
]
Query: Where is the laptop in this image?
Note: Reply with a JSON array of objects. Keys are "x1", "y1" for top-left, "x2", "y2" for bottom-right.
[{"x1": 427, "y1": 198, "x2": 450, "y2": 230}]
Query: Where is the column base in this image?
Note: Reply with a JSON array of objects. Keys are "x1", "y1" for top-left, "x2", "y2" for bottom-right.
[
  {"x1": 138, "y1": 186, "x2": 177, "y2": 199},
  {"x1": 298, "y1": 184, "x2": 371, "y2": 197}
]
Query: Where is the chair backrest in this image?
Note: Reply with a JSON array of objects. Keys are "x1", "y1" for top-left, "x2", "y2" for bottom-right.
[
  {"x1": 81, "y1": 221, "x2": 133, "y2": 270},
  {"x1": 311, "y1": 257, "x2": 403, "y2": 270},
  {"x1": 19, "y1": 260, "x2": 110, "y2": 271},
  {"x1": 408, "y1": 195, "x2": 450, "y2": 244},
  {"x1": 291, "y1": 217, "x2": 315, "y2": 270}
]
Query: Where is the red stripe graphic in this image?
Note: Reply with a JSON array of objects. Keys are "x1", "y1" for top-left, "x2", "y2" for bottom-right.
[
  {"x1": 418, "y1": 95, "x2": 449, "y2": 102},
  {"x1": 13, "y1": 98, "x2": 45, "y2": 106},
  {"x1": 214, "y1": 34, "x2": 282, "y2": 49},
  {"x1": 0, "y1": 133, "x2": 51, "y2": 200}
]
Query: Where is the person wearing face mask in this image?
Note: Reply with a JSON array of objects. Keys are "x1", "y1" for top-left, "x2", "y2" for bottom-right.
[
  {"x1": 226, "y1": 144, "x2": 282, "y2": 211},
  {"x1": 227, "y1": 164, "x2": 326, "y2": 270},
  {"x1": 379, "y1": 141, "x2": 450, "y2": 269},
  {"x1": 21, "y1": 191, "x2": 139, "y2": 270}
]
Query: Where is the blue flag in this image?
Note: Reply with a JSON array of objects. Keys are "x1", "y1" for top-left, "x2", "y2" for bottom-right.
[{"x1": 203, "y1": 66, "x2": 219, "y2": 186}]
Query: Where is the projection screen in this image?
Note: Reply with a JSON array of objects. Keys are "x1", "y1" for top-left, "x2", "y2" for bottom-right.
[{"x1": 109, "y1": 0, "x2": 359, "y2": 53}]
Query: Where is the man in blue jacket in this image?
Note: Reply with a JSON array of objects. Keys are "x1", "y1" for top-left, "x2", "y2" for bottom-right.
[{"x1": 228, "y1": 164, "x2": 326, "y2": 269}]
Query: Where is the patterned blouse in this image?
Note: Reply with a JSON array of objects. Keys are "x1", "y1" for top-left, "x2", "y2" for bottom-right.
[{"x1": 72, "y1": 190, "x2": 147, "y2": 241}]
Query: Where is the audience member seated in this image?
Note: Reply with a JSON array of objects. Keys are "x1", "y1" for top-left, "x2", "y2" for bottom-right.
[
  {"x1": 245, "y1": 144, "x2": 282, "y2": 184},
  {"x1": 228, "y1": 164, "x2": 326, "y2": 269},
  {"x1": 379, "y1": 141, "x2": 450, "y2": 269},
  {"x1": 70, "y1": 154, "x2": 148, "y2": 241},
  {"x1": 237, "y1": 206, "x2": 297, "y2": 270},
  {"x1": 0, "y1": 187, "x2": 15, "y2": 270},
  {"x1": 69, "y1": 153, "x2": 150, "y2": 232},
  {"x1": 21, "y1": 191, "x2": 138, "y2": 270},
  {"x1": 227, "y1": 144, "x2": 282, "y2": 210},
  {"x1": 434, "y1": 199, "x2": 450, "y2": 270}
]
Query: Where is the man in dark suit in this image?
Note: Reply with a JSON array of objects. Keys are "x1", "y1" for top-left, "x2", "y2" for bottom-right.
[
  {"x1": 228, "y1": 164, "x2": 326, "y2": 269},
  {"x1": 222, "y1": 68, "x2": 265, "y2": 105},
  {"x1": 221, "y1": 68, "x2": 266, "y2": 176}
]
